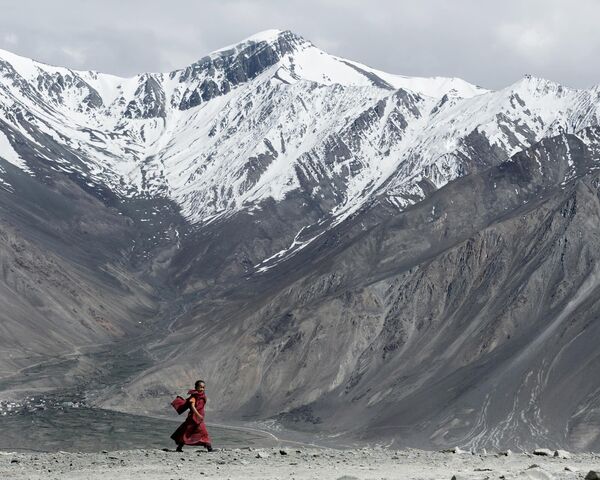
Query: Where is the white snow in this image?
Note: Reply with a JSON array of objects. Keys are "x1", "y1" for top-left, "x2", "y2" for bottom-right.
[
  {"x1": 0, "y1": 47, "x2": 39, "y2": 80},
  {"x1": 212, "y1": 29, "x2": 287, "y2": 55},
  {"x1": 0, "y1": 131, "x2": 31, "y2": 173},
  {"x1": 340, "y1": 58, "x2": 488, "y2": 99},
  {"x1": 1, "y1": 30, "x2": 600, "y2": 263}
]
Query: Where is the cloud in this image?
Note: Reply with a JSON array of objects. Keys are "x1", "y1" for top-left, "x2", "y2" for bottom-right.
[
  {"x1": 3, "y1": 33, "x2": 18, "y2": 46},
  {"x1": 61, "y1": 47, "x2": 86, "y2": 65},
  {"x1": 495, "y1": 23, "x2": 556, "y2": 62},
  {"x1": 0, "y1": 0, "x2": 598, "y2": 89}
]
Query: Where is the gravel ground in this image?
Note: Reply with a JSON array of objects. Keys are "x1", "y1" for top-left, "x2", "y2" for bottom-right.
[{"x1": 1, "y1": 447, "x2": 599, "y2": 480}]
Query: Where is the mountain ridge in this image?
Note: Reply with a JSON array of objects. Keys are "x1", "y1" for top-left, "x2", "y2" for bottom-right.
[
  {"x1": 2, "y1": 30, "x2": 600, "y2": 451},
  {"x1": 2, "y1": 30, "x2": 600, "y2": 269}
]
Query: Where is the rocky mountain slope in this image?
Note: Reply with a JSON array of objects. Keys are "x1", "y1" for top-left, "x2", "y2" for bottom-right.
[{"x1": 1, "y1": 30, "x2": 600, "y2": 452}]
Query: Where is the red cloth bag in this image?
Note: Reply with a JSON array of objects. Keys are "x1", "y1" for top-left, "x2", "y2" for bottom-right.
[{"x1": 171, "y1": 395, "x2": 189, "y2": 414}]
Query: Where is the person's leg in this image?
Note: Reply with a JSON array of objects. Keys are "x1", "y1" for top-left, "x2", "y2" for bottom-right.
[
  {"x1": 176, "y1": 444, "x2": 184, "y2": 452},
  {"x1": 206, "y1": 443, "x2": 213, "y2": 452}
]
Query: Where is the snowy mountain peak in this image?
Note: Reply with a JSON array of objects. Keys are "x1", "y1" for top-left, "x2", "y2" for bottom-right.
[
  {"x1": 180, "y1": 30, "x2": 487, "y2": 100},
  {"x1": 511, "y1": 74, "x2": 567, "y2": 95},
  {"x1": 213, "y1": 29, "x2": 308, "y2": 55},
  {"x1": 5, "y1": 30, "x2": 599, "y2": 240},
  {"x1": 246, "y1": 28, "x2": 285, "y2": 39}
]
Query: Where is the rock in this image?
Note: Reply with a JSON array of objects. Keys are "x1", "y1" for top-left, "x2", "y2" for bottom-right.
[
  {"x1": 444, "y1": 446, "x2": 469, "y2": 454},
  {"x1": 454, "y1": 471, "x2": 485, "y2": 480},
  {"x1": 586, "y1": 471, "x2": 600, "y2": 480},
  {"x1": 564, "y1": 466, "x2": 577, "y2": 472},
  {"x1": 279, "y1": 449, "x2": 288, "y2": 456},
  {"x1": 533, "y1": 449, "x2": 553, "y2": 456},
  {"x1": 10, "y1": 459, "x2": 18, "y2": 464},
  {"x1": 553, "y1": 449, "x2": 570, "y2": 459},
  {"x1": 255, "y1": 451, "x2": 269, "y2": 459}
]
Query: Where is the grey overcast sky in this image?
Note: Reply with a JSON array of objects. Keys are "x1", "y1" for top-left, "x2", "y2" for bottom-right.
[{"x1": 0, "y1": 0, "x2": 598, "y2": 90}]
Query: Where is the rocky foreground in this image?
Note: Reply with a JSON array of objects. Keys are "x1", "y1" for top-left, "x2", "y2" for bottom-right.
[{"x1": 2, "y1": 447, "x2": 600, "y2": 480}]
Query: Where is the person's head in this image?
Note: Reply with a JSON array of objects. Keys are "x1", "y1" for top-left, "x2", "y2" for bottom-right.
[{"x1": 194, "y1": 380, "x2": 206, "y2": 392}]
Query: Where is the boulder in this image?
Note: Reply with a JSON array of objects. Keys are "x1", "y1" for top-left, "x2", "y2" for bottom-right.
[
  {"x1": 553, "y1": 450, "x2": 570, "y2": 459},
  {"x1": 533, "y1": 449, "x2": 553, "y2": 456},
  {"x1": 445, "y1": 446, "x2": 469, "y2": 454},
  {"x1": 586, "y1": 471, "x2": 600, "y2": 480}
]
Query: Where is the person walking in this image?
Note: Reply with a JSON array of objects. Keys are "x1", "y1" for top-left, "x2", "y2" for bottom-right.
[{"x1": 171, "y1": 380, "x2": 213, "y2": 452}]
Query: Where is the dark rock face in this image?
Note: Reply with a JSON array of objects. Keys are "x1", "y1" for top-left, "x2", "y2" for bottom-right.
[
  {"x1": 36, "y1": 71, "x2": 104, "y2": 111},
  {"x1": 237, "y1": 147, "x2": 278, "y2": 192},
  {"x1": 124, "y1": 75, "x2": 166, "y2": 119},
  {"x1": 0, "y1": 60, "x2": 33, "y2": 93},
  {"x1": 178, "y1": 30, "x2": 305, "y2": 110}
]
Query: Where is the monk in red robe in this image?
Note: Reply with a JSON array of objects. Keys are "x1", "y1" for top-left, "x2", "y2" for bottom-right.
[{"x1": 171, "y1": 380, "x2": 213, "y2": 452}]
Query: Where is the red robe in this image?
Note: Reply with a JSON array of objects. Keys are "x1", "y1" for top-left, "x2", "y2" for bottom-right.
[{"x1": 171, "y1": 390, "x2": 212, "y2": 447}]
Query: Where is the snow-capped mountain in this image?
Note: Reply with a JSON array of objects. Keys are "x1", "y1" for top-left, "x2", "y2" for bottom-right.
[
  {"x1": 5, "y1": 30, "x2": 600, "y2": 452},
  {"x1": 3, "y1": 30, "x2": 599, "y2": 227},
  {"x1": 2, "y1": 30, "x2": 600, "y2": 248},
  {"x1": 0, "y1": 30, "x2": 488, "y2": 224}
]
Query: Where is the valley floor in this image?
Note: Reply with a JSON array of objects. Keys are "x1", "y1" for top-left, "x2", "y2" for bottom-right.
[{"x1": 1, "y1": 447, "x2": 599, "y2": 480}]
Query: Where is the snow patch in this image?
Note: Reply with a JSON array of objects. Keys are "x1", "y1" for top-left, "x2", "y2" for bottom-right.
[{"x1": 0, "y1": 130, "x2": 32, "y2": 173}]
